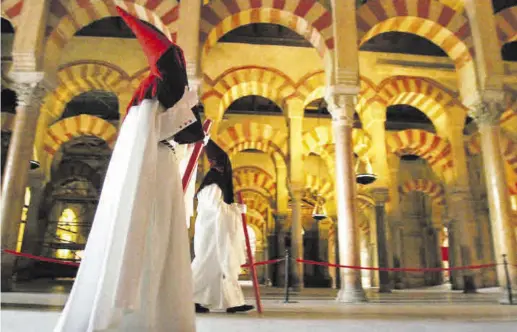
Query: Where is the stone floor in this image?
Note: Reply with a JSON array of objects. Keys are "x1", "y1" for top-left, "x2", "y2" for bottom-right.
[{"x1": 2, "y1": 280, "x2": 517, "y2": 332}]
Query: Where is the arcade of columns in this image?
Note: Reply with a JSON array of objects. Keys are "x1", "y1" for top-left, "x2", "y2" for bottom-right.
[{"x1": 1, "y1": 0, "x2": 517, "y2": 301}]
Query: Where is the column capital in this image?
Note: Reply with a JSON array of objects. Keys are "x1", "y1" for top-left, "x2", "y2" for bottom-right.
[
  {"x1": 371, "y1": 187, "x2": 389, "y2": 205},
  {"x1": 467, "y1": 90, "x2": 506, "y2": 126},
  {"x1": 13, "y1": 81, "x2": 47, "y2": 111},
  {"x1": 325, "y1": 90, "x2": 357, "y2": 127},
  {"x1": 447, "y1": 186, "x2": 472, "y2": 203}
]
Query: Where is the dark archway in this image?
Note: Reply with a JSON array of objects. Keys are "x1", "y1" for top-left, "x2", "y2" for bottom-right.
[
  {"x1": 502, "y1": 41, "x2": 517, "y2": 61},
  {"x1": 61, "y1": 90, "x2": 119, "y2": 121},
  {"x1": 1, "y1": 89, "x2": 17, "y2": 113},
  {"x1": 360, "y1": 31, "x2": 448, "y2": 57},
  {"x1": 226, "y1": 95, "x2": 282, "y2": 115},
  {"x1": 75, "y1": 16, "x2": 165, "y2": 39},
  {"x1": 386, "y1": 105, "x2": 435, "y2": 132},
  {"x1": 1, "y1": 18, "x2": 14, "y2": 33},
  {"x1": 219, "y1": 23, "x2": 310, "y2": 48}
]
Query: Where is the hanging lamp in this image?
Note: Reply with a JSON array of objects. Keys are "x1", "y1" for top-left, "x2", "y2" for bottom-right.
[
  {"x1": 355, "y1": 155, "x2": 377, "y2": 185},
  {"x1": 29, "y1": 160, "x2": 40, "y2": 170},
  {"x1": 312, "y1": 195, "x2": 327, "y2": 221}
]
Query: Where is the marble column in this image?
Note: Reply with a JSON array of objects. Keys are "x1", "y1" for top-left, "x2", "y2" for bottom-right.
[
  {"x1": 372, "y1": 188, "x2": 392, "y2": 293},
  {"x1": 275, "y1": 215, "x2": 287, "y2": 287},
  {"x1": 391, "y1": 222, "x2": 405, "y2": 289},
  {"x1": 20, "y1": 171, "x2": 45, "y2": 256},
  {"x1": 447, "y1": 220, "x2": 464, "y2": 289},
  {"x1": 326, "y1": 92, "x2": 366, "y2": 302},
  {"x1": 446, "y1": 187, "x2": 477, "y2": 292},
  {"x1": 176, "y1": 0, "x2": 202, "y2": 90},
  {"x1": 289, "y1": 188, "x2": 304, "y2": 290},
  {"x1": 469, "y1": 98, "x2": 517, "y2": 301},
  {"x1": 287, "y1": 105, "x2": 305, "y2": 291},
  {"x1": 1, "y1": 82, "x2": 46, "y2": 291}
]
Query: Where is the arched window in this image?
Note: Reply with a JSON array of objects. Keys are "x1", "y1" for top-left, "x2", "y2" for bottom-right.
[{"x1": 56, "y1": 208, "x2": 78, "y2": 259}]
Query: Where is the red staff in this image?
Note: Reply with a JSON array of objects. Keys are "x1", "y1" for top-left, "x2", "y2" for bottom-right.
[
  {"x1": 237, "y1": 192, "x2": 263, "y2": 314},
  {"x1": 182, "y1": 119, "x2": 212, "y2": 191}
]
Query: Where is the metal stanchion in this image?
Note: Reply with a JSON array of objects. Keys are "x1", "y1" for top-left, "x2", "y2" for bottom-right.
[
  {"x1": 283, "y1": 249, "x2": 290, "y2": 303},
  {"x1": 502, "y1": 254, "x2": 514, "y2": 305}
]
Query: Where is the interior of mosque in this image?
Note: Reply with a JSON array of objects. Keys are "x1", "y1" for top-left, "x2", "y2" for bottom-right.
[{"x1": 1, "y1": 0, "x2": 516, "y2": 293}]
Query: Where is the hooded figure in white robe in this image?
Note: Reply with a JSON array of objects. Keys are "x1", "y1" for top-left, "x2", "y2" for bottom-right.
[
  {"x1": 191, "y1": 140, "x2": 254, "y2": 314},
  {"x1": 54, "y1": 7, "x2": 204, "y2": 332}
]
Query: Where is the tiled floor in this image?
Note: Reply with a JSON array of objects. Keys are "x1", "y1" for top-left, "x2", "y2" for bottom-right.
[
  {"x1": 2, "y1": 280, "x2": 516, "y2": 332},
  {"x1": 2, "y1": 300, "x2": 517, "y2": 332}
]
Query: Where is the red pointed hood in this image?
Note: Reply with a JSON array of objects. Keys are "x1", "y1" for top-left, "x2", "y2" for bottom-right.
[{"x1": 116, "y1": 6, "x2": 171, "y2": 77}]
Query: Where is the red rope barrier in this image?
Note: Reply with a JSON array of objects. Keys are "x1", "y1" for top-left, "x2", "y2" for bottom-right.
[
  {"x1": 3, "y1": 249, "x2": 80, "y2": 267},
  {"x1": 4, "y1": 251, "x2": 285, "y2": 270},
  {"x1": 296, "y1": 258, "x2": 498, "y2": 272},
  {"x1": 241, "y1": 258, "x2": 284, "y2": 268}
]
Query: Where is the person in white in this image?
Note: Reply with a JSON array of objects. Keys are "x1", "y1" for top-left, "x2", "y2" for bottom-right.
[
  {"x1": 191, "y1": 140, "x2": 254, "y2": 314},
  {"x1": 54, "y1": 7, "x2": 204, "y2": 331}
]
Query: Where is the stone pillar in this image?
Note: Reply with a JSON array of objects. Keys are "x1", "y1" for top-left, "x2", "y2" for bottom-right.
[
  {"x1": 326, "y1": 92, "x2": 366, "y2": 302},
  {"x1": 287, "y1": 100, "x2": 305, "y2": 291},
  {"x1": 176, "y1": 0, "x2": 202, "y2": 90},
  {"x1": 391, "y1": 222, "x2": 405, "y2": 289},
  {"x1": 275, "y1": 214, "x2": 287, "y2": 287},
  {"x1": 469, "y1": 98, "x2": 517, "y2": 300},
  {"x1": 328, "y1": 223, "x2": 337, "y2": 289},
  {"x1": 1, "y1": 82, "x2": 46, "y2": 291},
  {"x1": 20, "y1": 171, "x2": 45, "y2": 255},
  {"x1": 371, "y1": 188, "x2": 392, "y2": 293},
  {"x1": 447, "y1": 220, "x2": 464, "y2": 289},
  {"x1": 289, "y1": 188, "x2": 304, "y2": 290},
  {"x1": 446, "y1": 187, "x2": 477, "y2": 292}
]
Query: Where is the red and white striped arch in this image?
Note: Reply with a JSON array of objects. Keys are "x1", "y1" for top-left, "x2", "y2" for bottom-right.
[
  {"x1": 43, "y1": 114, "x2": 118, "y2": 157},
  {"x1": 302, "y1": 126, "x2": 371, "y2": 168},
  {"x1": 216, "y1": 121, "x2": 288, "y2": 166},
  {"x1": 43, "y1": 0, "x2": 179, "y2": 71},
  {"x1": 202, "y1": 66, "x2": 297, "y2": 115},
  {"x1": 400, "y1": 179, "x2": 446, "y2": 206},
  {"x1": 52, "y1": 160, "x2": 103, "y2": 191},
  {"x1": 400, "y1": 178, "x2": 446, "y2": 224},
  {"x1": 1, "y1": 0, "x2": 22, "y2": 28},
  {"x1": 296, "y1": 70, "x2": 325, "y2": 106},
  {"x1": 386, "y1": 129, "x2": 454, "y2": 174},
  {"x1": 200, "y1": 0, "x2": 334, "y2": 58},
  {"x1": 370, "y1": 76, "x2": 467, "y2": 131},
  {"x1": 239, "y1": 190, "x2": 272, "y2": 217},
  {"x1": 467, "y1": 132, "x2": 517, "y2": 175},
  {"x1": 233, "y1": 166, "x2": 276, "y2": 199},
  {"x1": 43, "y1": 61, "x2": 129, "y2": 122},
  {"x1": 357, "y1": 0, "x2": 475, "y2": 69},
  {"x1": 495, "y1": 6, "x2": 517, "y2": 46},
  {"x1": 304, "y1": 174, "x2": 333, "y2": 202}
]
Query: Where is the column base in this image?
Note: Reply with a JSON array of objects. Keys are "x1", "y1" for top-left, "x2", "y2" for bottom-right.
[
  {"x1": 1, "y1": 274, "x2": 14, "y2": 292},
  {"x1": 1, "y1": 254, "x2": 15, "y2": 292},
  {"x1": 394, "y1": 282, "x2": 405, "y2": 289},
  {"x1": 499, "y1": 289, "x2": 517, "y2": 305},
  {"x1": 378, "y1": 284, "x2": 392, "y2": 293},
  {"x1": 463, "y1": 275, "x2": 477, "y2": 294},
  {"x1": 336, "y1": 287, "x2": 368, "y2": 303}
]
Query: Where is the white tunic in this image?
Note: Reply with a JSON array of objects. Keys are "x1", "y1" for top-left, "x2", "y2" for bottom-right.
[
  {"x1": 191, "y1": 184, "x2": 247, "y2": 310},
  {"x1": 55, "y1": 91, "x2": 199, "y2": 331}
]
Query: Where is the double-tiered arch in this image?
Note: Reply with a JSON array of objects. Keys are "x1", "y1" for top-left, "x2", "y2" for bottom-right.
[{"x1": 43, "y1": 0, "x2": 180, "y2": 72}]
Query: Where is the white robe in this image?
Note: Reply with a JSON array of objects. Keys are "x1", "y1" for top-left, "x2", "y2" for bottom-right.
[
  {"x1": 55, "y1": 92, "x2": 199, "y2": 332},
  {"x1": 191, "y1": 184, "x2": 247, "y2": 310}
]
